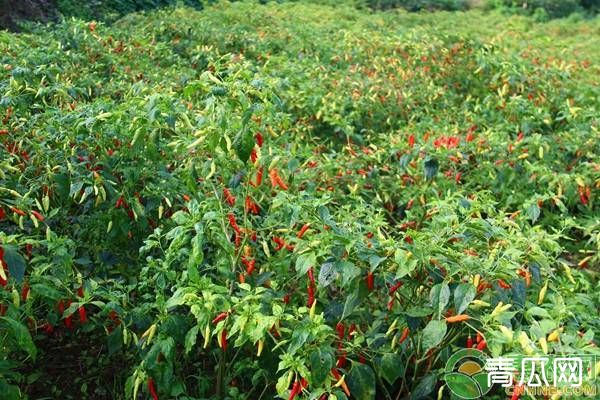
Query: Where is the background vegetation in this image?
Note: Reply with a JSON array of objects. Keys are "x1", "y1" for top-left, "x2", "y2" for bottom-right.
[{"x1": 1, "y1": 0, "x2": 599, "y2": 30}]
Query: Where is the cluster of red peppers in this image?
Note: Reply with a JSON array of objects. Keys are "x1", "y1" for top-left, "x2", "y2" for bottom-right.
[
  {"x1": 387, "y1": 280, "x2": 403, "y2": 311},
  {"x1": 288, "y1": 377, "x2": 308, "y2": 400},
  {"x1": 55, "y1": 286, "x2": 88, "y2": 331},
  {"x1": 272, "y1": 236, "x2": 294, "y2": 252},
  {"x1": 578, "y1": 185, "x2": 591, "y2": 205},
  {"x1": 466, "y1": 331, "x2": 487, "y2": 351},
  {"x1": 212, "y1": 311, "x2": 231, "y2": 352}
]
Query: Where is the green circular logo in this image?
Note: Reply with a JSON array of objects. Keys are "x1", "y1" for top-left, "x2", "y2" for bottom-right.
[{"x1": 444, "y1": 348, "x2": 492, "y2": 399}]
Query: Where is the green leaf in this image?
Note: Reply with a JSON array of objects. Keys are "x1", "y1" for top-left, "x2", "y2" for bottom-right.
[
  {"x1": 234, "y1": 128, "x2": 254, "y2": 163},
  {"x1": 378, "y1": 353, "x2": 404, "y2": 385},
  {"x1": 394, "y1": 249, "x2": 417, "y2": 278},
  {"x1": 422, "y1": 320, "x2": 447, "y2": 351},
  {"x1": 527, "y1": 203, "x2": 540, "y2": 224},
  {"x1": 454, "y1": 283, "x2": 476, "y2": 314},
  {"x1": 423, "y1": 157, "x2": 439, "y2": 180},
  {"x1": 429, "y1": 282, "x2": 450, "y2": 318},
  {"x1": 295, "y1": 252, "x2": 316, "y2": 275},
  {"x1": 184, "y1": 326, "x2": 199, "y2": 355},
  {"x1": 310, "y1": 347, "x2": 334, "y2": 385},
  {"x1": 337, "y1": 261, "x2": 360, "y2": 286},
  {"x1": 107, "y1": 325, "x2": 123, "y2": 355},
  {"x1": 1, "y1": 317, "x2": 37, "y2": 360},
  {"x1": 288, "y1": 328, "x2": 309, "y2": 355},
  {"x1": 347, "y1": 363, "x2": 376, "y2": 400},
  {"x1": 2, "y1": 246, "x2": 25, "y2": 283},
  {"x1": 368, "y1": 255, "x2": 386, "y2": 269},
  {"x1": 444, "y1": 372, "x2": 481, "y2": 399},
  {"x1": 341, "y1": 290, "x2": 360, "y2": 320},
  {"x1": 410, "y1": 374, "x2": 437, "y2": 399}
]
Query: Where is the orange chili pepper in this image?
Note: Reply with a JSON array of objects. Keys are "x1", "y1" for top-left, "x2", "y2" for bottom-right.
[
  {"x1": 445, "y1": 314, "x2": 471, "y2": 323},
  {"x1": 399, "y1": 327, "x2": 410, "y2": 344}
]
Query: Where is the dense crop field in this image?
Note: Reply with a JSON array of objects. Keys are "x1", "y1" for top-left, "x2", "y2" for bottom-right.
[{"x1": 0, "y1": 1, "x2": 599, "y2": 399}]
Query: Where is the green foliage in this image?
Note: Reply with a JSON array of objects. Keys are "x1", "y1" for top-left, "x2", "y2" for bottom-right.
[
  {"x1": 368, "y1": 0, "x2": 468, "y2": 11},
  {"x1": 56, "y1": 0, "x2": 205, "y2": 21},
  {"x1": 485, "y1": 0, "x2": 598, "y2": 18},
  {"x1": 0, "y1": 1, "x2": 599, "y2": 399}
]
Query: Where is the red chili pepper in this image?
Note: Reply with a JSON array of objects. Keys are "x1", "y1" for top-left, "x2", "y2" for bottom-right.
[
  {"x1": 283, "y1": 293, "x2": 291, "y2": 304},
  {"x1": 307, "y1": 283, "x2": 315, "y2": 307},
  {"x1": 78, "y1": 306, "x2": 88, "y2": 324},
  {"x1": 21, "y1": 282, "x2": 30, "y2": 302},
  {"x1": 29, "y1": 210, "x2": 44, "y2": 222},
  {"x1": 255, "y1": 132, "x2": 263, "y2": 147},
  {"x1": 242, "y1": 257, "x2": 256, "y2": 275},
  {"x1": 212, "y1": 312, "x2": 229, "y2": 325},
  {"x1": 578, "y1": 186, "x2": 589, "y2": 205},
  {"x1": 10, "y1": 207, "x2": 26, "y2": 216},
  {"x1": 389, "y1": 281, "x2": 403, "y2": 295},
  {"x1": 228, "y1": 213, "x2": 241, "y2": 234},
  {"x1": 399, "y1": 327, "x2": 410, "y2": 344},
  {"x1": 0, "y1": 207, "x2": 5, "y2": 220},
  {"x1": 387, "y1": 298, "x2": 395, "y2": 311},
  {"x1": 288, "y1": 381, "x2": 301, "y2": 400},
  {"x1": 245, "y1": 196, "x2": 260, "y2": 215},
  {"x1": 336, "y1": 352, "x2": 347, "y2": 368},
  {"x1": 43, "y1": 322, "x2": 54, "y2": 334},
  {"x1": 497, "y1": 279, "x2": 511, "y2": 289},
  {"x1": 347, "y1": 323, "x2": 356, "y2": 337},
  {"x1": 25, "y1": 243, "x2": 32, "y2": 259},
  {"x1": 366, "y1": 272, "x2": 374, "y2": 291},
  {"x1": 300, "y1": 378, "x2": 308, "y2": 389},
  {"x1": 64, "y1": 300, "x2": 73, "y2": 329},
  {"x1": 307, "y1": 267, "x2": 315, "y2": 285},
  {"x1": 331, "y1": 368, "x2": 341, "y2": 380},
  {"x1": 221, "y1": 329, "x2": 228, "y2": 352},
  {"x1": 272, "y1": 236, "x2": 285, "y2": 251},
  {"x1": 466, "y1": 335, "x2": 473, "y2": 348},
  {"x1": 297, "y1": 223, "x2": 310, "y2": 239},
  {"x1": 476, "y1": 340, "x2": 487, "y2": 351},
  {"x1": 455, "y1": 172, "x2": 462, "y2": 183},
  {"x1": 223, "y1": 188, "x2": 236, "y2": 206},
  {"x1": 269, "y1": 169, "x2": 288, "y2": 190},
  {"x1": 108, "y1": 310, "x2": 121, "y2": 325},
  {"x1": 250, "y1": 148, "x2": 258, "y2": 163},
  {"x1": 336, "y1": 322, "x2": 345, "y2": 340},
  {"x1": 476, "y1": 332, "x2": 483, "y2": 344},
  {"x1": 115, "y1": 196, "x2": 124, "y2": 209},
  {"x1": 255, "y1": 166, "x2": 263, "y2": 186},
  {"x1": 408, "y1": 134, "x2": 415, "y2": 148},
  {"x1": 477, "y1": 282, "x2": 491, "y2": 293},
  {"x1": 358, "y1": 353, "x2": 366, "y2": 363},
  {"x1": 147, "y1": 378, "x2": 159, "y2": 400}
]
